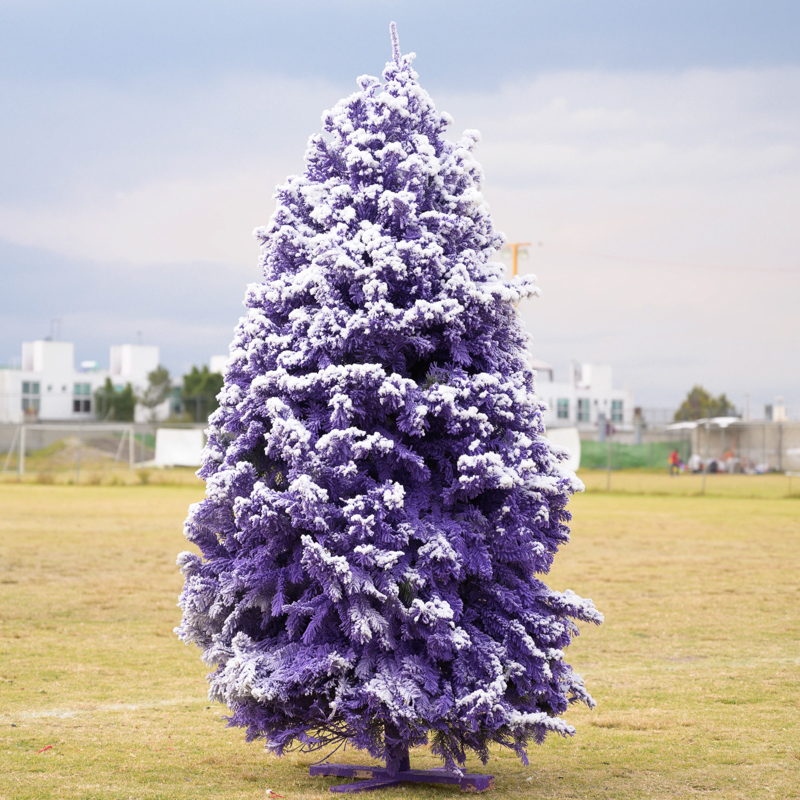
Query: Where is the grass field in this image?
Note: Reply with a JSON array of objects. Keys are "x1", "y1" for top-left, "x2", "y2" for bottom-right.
[
  {"x1": 579, "y1": 469, "x2": 800, "y2": 499},
  {"x1": 1, "y1": 478, "x2": 798, "y2": 799}
]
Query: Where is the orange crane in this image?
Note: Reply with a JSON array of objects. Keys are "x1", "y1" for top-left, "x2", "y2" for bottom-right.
[{"x1": 505, "y1": 242, "x2": 531, "y2": 276}]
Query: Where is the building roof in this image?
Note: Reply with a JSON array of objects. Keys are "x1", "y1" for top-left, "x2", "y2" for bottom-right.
[{"x1": 667, "y1": 416, "x2": 741, "y2": 431}]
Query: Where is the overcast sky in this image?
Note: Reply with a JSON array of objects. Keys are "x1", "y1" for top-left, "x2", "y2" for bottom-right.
[{"x1": 1, "y1": 0, "x2": 798, "y2": 413}]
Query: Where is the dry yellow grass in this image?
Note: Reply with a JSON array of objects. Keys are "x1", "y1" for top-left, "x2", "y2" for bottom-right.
[
  {"x1": 5, "y1": 463, "x2": 797, "y2": 499},
  {"x1": 0, "y1": 465, "x2": 203, "y2": 488},
  {"x1": 579, "y1": 469, "x2": 800, "y2": 499},
  {"x1": 0, "y1": 481, "x2": 798, "y2": 799}
]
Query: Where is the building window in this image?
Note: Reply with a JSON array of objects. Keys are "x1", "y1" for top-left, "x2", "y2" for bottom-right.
[
  {"x1": 611, "y1": 399, "x2": 624, "y2": 423},
  {"x1": 73, "y1": 383, "x2": 92, "y2": 414},
  {"x1": 577, "y1": 397, "x2": 590, "y2": 422},
  {"x1": 170, "y1": 386, "x2": 183, "y2": 416},
  {"x1": 22, "y1": 381, "x2": 41, "y2": 414},
  {"x1": 557, "y1": 398, "x2": 569, "y2": 419}
]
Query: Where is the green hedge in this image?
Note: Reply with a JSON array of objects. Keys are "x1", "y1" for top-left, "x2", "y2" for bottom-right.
[{"x1": 580, "y1": 440, "x2": 691, "y2": 470}]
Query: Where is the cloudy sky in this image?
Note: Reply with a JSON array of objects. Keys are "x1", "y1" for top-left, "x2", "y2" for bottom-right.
[{"x1": 1, "y1": 0, "x2": 798, "y2": 413}]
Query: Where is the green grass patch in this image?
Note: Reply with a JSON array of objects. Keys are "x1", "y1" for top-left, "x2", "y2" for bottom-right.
[
  {"x1": 0, "y1": 482, "x2": 798, "y2": 799},
  {"x1": 580, "y1": 440, "x2": 691, "y2": 470},
  {"x1": 132, "y1": 431, "x2": 156, "y2": 451}
]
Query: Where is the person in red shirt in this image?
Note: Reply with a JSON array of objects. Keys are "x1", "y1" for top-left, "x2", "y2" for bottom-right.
[{"x1": 669, "y1": 449, "x2": 680, "y2": 476}]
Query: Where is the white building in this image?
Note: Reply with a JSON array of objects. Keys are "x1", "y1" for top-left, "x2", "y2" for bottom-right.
[
  {"x1": 1, "y1": 340, "x2": 632, "y2": 433},
  {"x1": 534, "y1": 360, "x2": 634, "y2": 434},
  {"x1": 110, "y1": 344, "x2": 159, "y2": 385},
  {"x1": 0, "y1": 340, "x2": 168, "y2": 424}
]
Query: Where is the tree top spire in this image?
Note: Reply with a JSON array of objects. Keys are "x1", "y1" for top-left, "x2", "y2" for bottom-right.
[{"x1": 390, "y1": 21, "x2": 401, "y2": 64}]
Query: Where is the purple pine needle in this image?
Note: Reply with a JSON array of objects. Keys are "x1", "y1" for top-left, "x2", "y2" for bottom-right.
[{"x1": 175, "y1": 25, "x2": 602, "y2": 774}]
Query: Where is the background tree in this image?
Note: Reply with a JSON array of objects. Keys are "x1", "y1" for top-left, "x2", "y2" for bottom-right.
[
  {"x1": 94, "y1": 378, "x2": 135, "y2": 421},
  {"x1": 138, "y1": 365, "x2": 171, "y2": 422},
  {"x1": 181, "y1": 365, "x2": 223, "y2": 423},
  {"x1": 674, "y1": 385, "x2": 737, "y2": 421},
  {"x1": 176, "y1": 29, "x2": 602, "y2": 777}
]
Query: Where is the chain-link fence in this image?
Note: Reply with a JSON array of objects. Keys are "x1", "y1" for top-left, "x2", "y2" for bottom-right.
[
  {"x1": 579, "y1": 419, "x2": 798, "y2": 473},
  {"x1": 690, "y1": 420, "x2": 800, "y2": 473},
  {"x1": 580, "y1": 439, "x2": 691, "y2": 470},
  {"x1": 3, "y1": 419, "x2": 797, "y2": 482},
  {"x1": 0, "y1": 422, "x2": 204, "y2": 482}
]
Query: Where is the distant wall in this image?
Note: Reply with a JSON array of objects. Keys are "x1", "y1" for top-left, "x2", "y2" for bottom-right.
[
  {"x1": 154, "y1": 428, "x2": 205, "y2": 467},
  {"x1": 543, "y1": 426, "x2": 581, "y2": 472}
]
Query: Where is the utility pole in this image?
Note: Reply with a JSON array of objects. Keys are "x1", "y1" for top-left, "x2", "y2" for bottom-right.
[
  {"x1": 18, "y1": 425, "x2": 26, "y2": 478},
  {"x1": 702, "y1": 418, "x2": 710, "y2": 495},
  {"x1": 505, "y1": 242, "x2": 531, "y2": 276},
  {"x1": 76, "y1": 424, "x2": 82, "y2": 483}
]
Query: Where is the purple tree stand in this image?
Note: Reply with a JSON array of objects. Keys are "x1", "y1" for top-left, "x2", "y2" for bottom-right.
[
  {"x1": 310, "y1": 737, "x2": 494, "y2": 794},
  {"x1": 309, "y1": 763, "x2": 495, "y2": 794}
]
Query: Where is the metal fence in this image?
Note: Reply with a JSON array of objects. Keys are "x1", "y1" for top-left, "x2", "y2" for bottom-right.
[
  {"x1": 580, "y1": 439, "x2": 691, "y2": 470},
  {"x1": 690, "y1": 420, "x2": 800, "y2": 473},
  {"x1": 580, "y1": 419, "x2": 799, "y2": 473},
  {"x1": 3, "y1": 418, "x2": 797, "y2": 480},
  {"x1": 0, "y1": 422, "x2": 202, "y2": 480}
]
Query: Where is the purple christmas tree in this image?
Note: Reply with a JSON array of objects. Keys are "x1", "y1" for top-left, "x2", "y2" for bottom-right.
[{"x1": 176, "y1": 24, "x2": 602, "y2": 779}]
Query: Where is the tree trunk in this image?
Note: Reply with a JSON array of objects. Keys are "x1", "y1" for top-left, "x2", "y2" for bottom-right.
[{"x1": 384, "y1": 722, "x2": 410, "y2": 774}]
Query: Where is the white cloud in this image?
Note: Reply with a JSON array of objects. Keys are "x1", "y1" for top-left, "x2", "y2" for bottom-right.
[
  {"x1": 1, "y1": 66, "x2": 798, "y2": 408},
  {"x1": 0, "y1": 73, "x2": 348, "y2": 264},
  {"x1": 0, "y1": 167, "x2": 272, "y2": 265}
]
